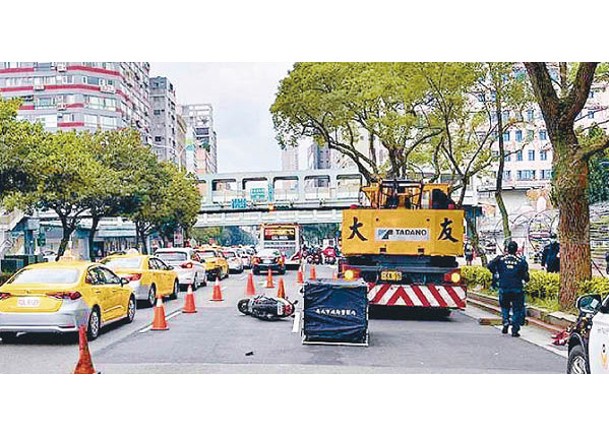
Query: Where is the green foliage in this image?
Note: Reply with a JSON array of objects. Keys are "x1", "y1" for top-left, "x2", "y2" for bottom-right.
[
  {"x1": 526, "y1": 270, "x2": 561, "y2": 300},
  {"x1": 0, "y1": 272, "x2": 13, "y2": 286},
  {"x1": 582, "y1": 127, "x2": 609, "y2": 204},
  {"x1": 577, "y1": 277, "x2": 609, "y2": 299},
  {"x1": 301, "y1": 223, "x2": 339, "y2": 245},
  {"x1": 461, "y1": 266, "x2": 492, "y2": 290},
  {"x1": 191, "y1": 227, "x2": 256, "y2": 246}
]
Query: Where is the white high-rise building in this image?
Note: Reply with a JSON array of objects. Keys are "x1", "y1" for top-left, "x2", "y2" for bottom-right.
[
  {"x1": 281, "y1": 147, "x2": 299, "y2": 171},
  {"x1": 180, "y1": 103, "x2": 218, "y2": 175}
]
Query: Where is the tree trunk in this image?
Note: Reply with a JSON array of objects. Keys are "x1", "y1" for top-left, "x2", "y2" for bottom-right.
[
  {"x1": 88, "y1": 215, "x2": 100, "y2": 261},
  {"x1": 494, "y1": 104, "x2": 511, "y2": 246},
  {"x1": 553, "y1": 134, "x2": 591, "y2": 310},
  {"x1": 56, "y1": 223, "x2": 75, "y2": 261},
  {"x1": 465, "y1": 213, "x2": 487, "y2": 267}
]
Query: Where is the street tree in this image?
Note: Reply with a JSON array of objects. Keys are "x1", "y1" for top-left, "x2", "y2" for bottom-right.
[
  {"x1": 524, "y1": 62, "x2": 609, "y2": 309},
  {"x1": 0, "y1": 99, "x2": 43, "y2": 200},
  {"x1": 271, "y1": 63, "x2": 439, "y2": 181},
  {"x1": 3, "y1": 130, "x2": 112, "y2": 260}
]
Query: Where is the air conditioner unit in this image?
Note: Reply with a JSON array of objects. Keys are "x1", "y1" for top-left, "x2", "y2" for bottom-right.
[
  {"x1": 100, "y1": 85, "x2": 116, "y2": 94},
  {"x1": 56, "y1": 102, "x2": 67, "y2": 111},
  {"x1": 33, "y1": 84, "x2": 45, "y2": 91},
  {"x1": 56, "y1": 63, "x2": 67, "y2": 72}
]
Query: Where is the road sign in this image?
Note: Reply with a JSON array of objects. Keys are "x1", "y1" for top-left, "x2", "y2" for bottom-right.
[
  {"x1": 231, "y1": 198, "x2": 248, "y2": 209},
  {"x1": 249, "y1": 188, "x2": 267, "y2": 202}
]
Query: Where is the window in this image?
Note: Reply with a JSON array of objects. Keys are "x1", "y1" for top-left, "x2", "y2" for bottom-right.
[
  {"x1": 516, "y1": 150, "x2": 523, "y2": 161},
  {"x1": 503, "y1": 170, "x2": 511, "y2": 181},
  {"x1": 100, "y1": 116, "x2": 117, "y2": 128},
  {"x1": 505, "y1": 153, "x2": 511, "y2": 162},
  {"x1": 477, "y1": 93, "x2": 484, "y2": 102},
  {"x1": 527, "y1": 129, "x2": 534, "y2": 141},
  {"x1": 540, "y1": 150, "x2": 548, "y2": 161},
  {"x1": 528, "y1": 150, "x2": 535, "y2": 161},
  {"x1": 515, "y1": 130, "x2": 523, "y2": 142},
  {"x1": 503, "y1": 131, "x2": 510, "y2": 142},
  {"x1": 588, "y1": 110, "x2": 595, "y2": 119},
  {"x1": 154, "y1": 136, "x2": 162, "y2": 142},
  {"x1": 84, "y1": 114, "x2": 98, "y2": 126},
  {"x1": 527, "y1": 109, "x2": 535, "y2": 122},
  {"x1": 541, "y1": 169, "x2": 552, "y2": 180},
  {"x1": 502, "y1": 110, "x2": 509, "y2": 123},
  {"x1": 153, "y1": 109, "x2": 161, "y2": 116},
  {"x1": 539, "y1": 130, "x2": 547, "y2": 140},
  {"x1": 517, "y1": 170, "x2": 536, "y2": 181}
]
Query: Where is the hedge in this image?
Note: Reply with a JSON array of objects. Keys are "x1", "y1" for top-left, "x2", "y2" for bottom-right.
[{"x1": 461, "y1": 265, "x2": 609, "y2": 301}]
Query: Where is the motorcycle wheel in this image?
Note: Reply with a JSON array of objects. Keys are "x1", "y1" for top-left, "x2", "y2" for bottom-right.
[{"x1": 237, "y1": 299, "x2": 250, "y2": 315}]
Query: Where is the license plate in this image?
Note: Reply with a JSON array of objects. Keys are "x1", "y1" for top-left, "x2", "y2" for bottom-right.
[
  {"x1": 17, "y1": 297, "x2": 41, "y2": 308},
  {"x1": 263, "y1": 260, "x2": 272, "y2": 264},
  {"x1": 381, "y1": 271, "x2": 402, "y2": 281}
]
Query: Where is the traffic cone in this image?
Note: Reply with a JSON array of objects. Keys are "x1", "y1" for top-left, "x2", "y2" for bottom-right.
[
  {"x1": 277, "y1": 278, "x2": 286, "y2": 299},
  {"x1": 309, "y1": 265, "x2": 317, "y2": 280},
  {"x1": 265, "y1": 268, "x2": 274, "y2": 288},
  {"x1": 73, "y1": 325, "x2": 96, "y2": 374},
  {"x1": 182, "y1": 284, "x2": 197, "y2": 313},
  {"x1": 297, "y1": 265, "x2": 304, "y2": 284},
  {"x1": 246, "y1": 272, "x2": 256, "y2": 296},
  {"x1": 210, "y1": 277, "x2": 224, "y2": 301},
  {"x1": 151, "y1": 295, "x2": 169, "y2": 331}
]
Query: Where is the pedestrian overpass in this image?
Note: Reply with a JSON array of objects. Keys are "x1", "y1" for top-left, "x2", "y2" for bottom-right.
[{"x1": 194, "y1": 169, "x2": 363, "y2": 227}]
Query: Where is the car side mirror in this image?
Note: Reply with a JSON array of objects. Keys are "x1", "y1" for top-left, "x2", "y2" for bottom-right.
[
  {"x1": 576, "y1": 294, "x2": 602, "y2": 315},
  {"x1": 120, "y1": 277, "x2": 130, "y2": 286},
  {"x1": 167, "y1": 265, "x2": 174, "y2": 270}
]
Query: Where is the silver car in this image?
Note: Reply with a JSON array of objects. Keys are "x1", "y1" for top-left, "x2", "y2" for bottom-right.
[{"x1": 154, "y1": 247, "x2": 207, "y2": 290}]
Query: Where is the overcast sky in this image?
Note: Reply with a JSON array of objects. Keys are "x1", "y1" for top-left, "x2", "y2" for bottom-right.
[{"x1": 150, "y1": 62, "x2": 297, "y2": 174}]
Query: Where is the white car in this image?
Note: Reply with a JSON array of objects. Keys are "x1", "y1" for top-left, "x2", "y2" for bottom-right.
[
  {"x1": 222, "y1": 249, "x2": 244, "y2": 273},
  {"x1": 154, "y1": 247, "x2": 207, "y2": 290},
  {"x1": 237, "y1": 248, "x2": 252, "y2": 269},
  {"x1": 567, "y1": 293, "x2": 609, "y2": 374}
]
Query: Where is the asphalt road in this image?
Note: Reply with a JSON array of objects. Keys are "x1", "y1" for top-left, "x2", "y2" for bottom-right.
[{"x1": 0, "y1": 265, "x2": 567, "y2": 374}]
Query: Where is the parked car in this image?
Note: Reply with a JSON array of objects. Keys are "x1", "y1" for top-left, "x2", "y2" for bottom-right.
[
  {"x1": 223, "y1": 249, "x2": 244, "y2": 273},
  {"x1": 195, "y1": 248, "x2": 230, "y2": 281},
  {"x1": 0, "y1": 259, "x2": 136, "y2": 342},
  {"x1": 567, "y1": 293, "x2": 609, "y2": 374},
  {"x1": 252, "y1": 248, "x2": 286, "y2": 275},
  {"x1": 154, "y1": 247, "x2": 207, "y2": 291},
  {"x1": 101, "y1": 253, "x2": 180, "y2": 307}
]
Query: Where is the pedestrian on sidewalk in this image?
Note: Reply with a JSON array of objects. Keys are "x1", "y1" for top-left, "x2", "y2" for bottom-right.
[
  {"x1": 465, "y1": 243, "x2": 474, "y2": 266},
  {"x1": 487, "y1": 240, "x2": 530, "y2": 337},
  {"x1": 605, "y1": 250, "x2": 609, "y2": 275},
  {"x1": 541, "y1": 233, "x2": 560, "y2": 273}
]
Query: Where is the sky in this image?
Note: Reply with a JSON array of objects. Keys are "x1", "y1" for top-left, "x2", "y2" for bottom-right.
[{"x1": 150, "y1": 62, "x2": 297, "y2": 174}]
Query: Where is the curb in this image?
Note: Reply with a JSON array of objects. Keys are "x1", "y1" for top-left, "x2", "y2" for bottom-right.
[{"x1": 468, "y1": 291, "x2": 573, "y2": 334}]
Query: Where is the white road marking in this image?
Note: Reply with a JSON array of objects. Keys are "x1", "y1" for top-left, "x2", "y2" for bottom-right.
[
  {"x1": 138, "y1": 310, "x2": 183, "y2": 333},
  {"x1": 292, "y1": 311, "x2": 301, "y2": 333}
]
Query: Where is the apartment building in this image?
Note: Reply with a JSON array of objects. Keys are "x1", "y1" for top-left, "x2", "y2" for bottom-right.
[
  {"x1": 0, "y1": 62, "x2": 151, "y2": 144},
  {"x1": 181, "y1": 104, "x2": 218, "y2": 175},
  {"x1": 150, "y1": 76, "x2": 186, "y2": 168}
]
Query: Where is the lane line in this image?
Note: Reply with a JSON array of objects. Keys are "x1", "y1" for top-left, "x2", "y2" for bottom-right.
[
  {"x1": 138, "y1": 309, "x2": 183, "y2": 333},
  {"x1": 292, "y1": 311, "x2": 301, "y2": 333}
]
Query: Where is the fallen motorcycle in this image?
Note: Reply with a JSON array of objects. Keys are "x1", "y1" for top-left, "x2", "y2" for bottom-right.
[{"x1": 237, "y1": 295, "x2": 298, "y2": 321}]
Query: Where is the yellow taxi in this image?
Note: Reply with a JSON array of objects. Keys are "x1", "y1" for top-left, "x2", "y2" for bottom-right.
[
  {"x1": 0, "y1": 258, "x2": 136, "y2": 343},
  {"x1": 100, "y1": 253, "x2": 180, "y2": 307},
  {"x1": 195, "y1": 247, "x2": 230, "y2": 281}
]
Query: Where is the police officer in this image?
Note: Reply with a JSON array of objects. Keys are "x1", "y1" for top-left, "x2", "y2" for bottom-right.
[
  {"x1": 605, "y1": 250, "x2": 609, "y2": 275},
  {"x1": 541, "y1": 233, "x2": 560, "y2": 273},
  {"x1": 488, "y1": 240, "x2": 530, "y2": 337}
]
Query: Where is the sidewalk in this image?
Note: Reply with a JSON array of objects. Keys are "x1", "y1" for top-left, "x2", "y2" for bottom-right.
[{"x1": 462, "y1": 304, "x2": 567, "y2": 359}]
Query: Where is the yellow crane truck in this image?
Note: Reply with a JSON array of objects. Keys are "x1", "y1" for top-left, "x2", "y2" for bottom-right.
[{"x1": 339, "y1": 179, "x2": 466, "y2": 315}]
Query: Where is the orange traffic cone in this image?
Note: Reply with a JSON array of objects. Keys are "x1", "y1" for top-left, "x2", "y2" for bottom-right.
[
  {"x1": 277, "y1": 278, "x2": 286, "y2": 299},
  {"x1": 151, "y1": 295, "x2": 169, "y2": 331},
  {"x1": 246, "y1": 272, "x2": 256, "y2": 296},
  {"x1": 210, "y1": 277, "x2": 224, "y2": 301},
  {"x1": 297, "y1": 265, "x2": 304, "y2": 284},
  {"x1": 309, "y1": 265, "x2": 317, "y2": 280},
  {"x1": 73, "y1": 325, "x2": 97, "y2": 374},
  {"x1": 182, "y1": 284, "x2": 197, "y2": 313},
  {"x1": 265, "y1": 268, "x2": 274, "y2": 288}
]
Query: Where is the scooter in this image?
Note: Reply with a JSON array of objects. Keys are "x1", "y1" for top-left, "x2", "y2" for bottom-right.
[{"x1": 237, "y1": 295, "x2": 298, "y2": 321}]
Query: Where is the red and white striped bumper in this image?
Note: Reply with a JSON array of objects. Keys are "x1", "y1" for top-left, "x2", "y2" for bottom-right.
[{"x1": 367, "y1": 283, "x2": 466, "y2": 309}]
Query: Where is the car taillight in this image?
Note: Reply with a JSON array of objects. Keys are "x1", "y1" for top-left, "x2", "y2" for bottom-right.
[
  {"x1": 443, "y1": 269, "x2": 461, "y2": 284},
  {"x1": 49, "y1": 292, "x2": 82, "y2": 300},
  {"x1": 125, "y1": 273, "x2": 142, "y2": 282},
  {"x1": 181, "y1": 262, "x2": 193, "y2": 269},
  {"x1": 0, "y1": 292, "x2": 11, "y2": 300}
]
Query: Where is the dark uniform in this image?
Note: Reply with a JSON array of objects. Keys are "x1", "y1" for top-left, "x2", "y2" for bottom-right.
[
  {"x1": 541, "y1": 240, "x2": 560, "y2": 273},
  {"x1": 488, "y1": 253, "x2": 530, "y2": 336},
  {"x1": 605, "y1": 251, "x2": 609, "y2": 275}
]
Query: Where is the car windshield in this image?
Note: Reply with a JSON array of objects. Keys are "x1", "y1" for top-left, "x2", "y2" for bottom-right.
[
  {"x1": 101, "y1": 257, "x2": 142, "y2": 269},
  {"x1": 223, "y1": 251, "x2": 236, "y2": 258},
  {"x1": 198, "y1": 251, "x2": 217, "y2": 258},
  {"x1": 156, "y1": 252, "x2": 188, "y2": 263},
  {"x1": 258, "y1": 249, "x2": 280, "y2": 257},
  {"x1": 8, "y1": 267, "x2": 81, "y2": 284}
]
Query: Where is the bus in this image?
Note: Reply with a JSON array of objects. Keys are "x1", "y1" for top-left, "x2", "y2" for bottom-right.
[{"x1": 259, "y1": 223, "x2": 302, "y2": 269}]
